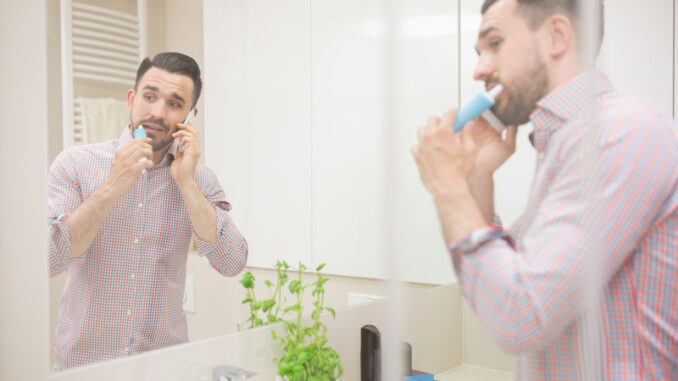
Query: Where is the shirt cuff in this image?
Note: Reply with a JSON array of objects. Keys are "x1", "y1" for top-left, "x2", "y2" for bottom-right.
[
  {"x1": 448, "y1": 224, "x2": 508, "y2": 256},
  {"x1": 48, "y1": 214, "x2": 73, "y2": 276}
]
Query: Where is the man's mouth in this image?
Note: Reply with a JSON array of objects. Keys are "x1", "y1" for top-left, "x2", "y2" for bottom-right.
[
  {"x1": 486, "y1": 82, "x2": 501, "y2": 92},
  {"x1": 142, "y1": 124, "x2": 166, "y2": 133}
]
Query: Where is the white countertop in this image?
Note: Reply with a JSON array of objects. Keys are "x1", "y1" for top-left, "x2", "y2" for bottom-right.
[{"x1": 436, "y1": 365, "x2": 513, "y2": 381}]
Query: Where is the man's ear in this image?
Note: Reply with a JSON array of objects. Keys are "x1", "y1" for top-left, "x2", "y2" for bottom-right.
[
  {"x1": 544, "y1": 14, "x2": 573, "y2": 59},
  {"x1": 127, "y1": 88, "x2": 135, "y2": 112}
]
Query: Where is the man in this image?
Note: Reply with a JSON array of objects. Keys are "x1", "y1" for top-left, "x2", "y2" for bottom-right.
[
  {"x1": 48, "y1": 52, "x2": 248, "y2": 369},
  {"x1": 412, "y1": 0, "x2": 677, "y2": 379}
]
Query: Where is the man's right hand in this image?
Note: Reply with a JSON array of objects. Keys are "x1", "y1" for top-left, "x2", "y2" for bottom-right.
[{"x1": 103, "y1": 137, "x2": 153, "y2": 199}]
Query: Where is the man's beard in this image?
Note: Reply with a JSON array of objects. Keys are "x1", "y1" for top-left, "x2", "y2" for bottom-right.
[
  {"x1": 132, "y1": 118, "x2": 174, "y2": 151},
  {"x1": 492, "y1": 46, "x2": 548, "y2": 126}
]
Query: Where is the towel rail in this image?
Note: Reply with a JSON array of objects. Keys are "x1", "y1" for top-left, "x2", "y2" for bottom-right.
[
  {"x1": 73, "y1": 46, "x2": 138, "y2": 64},
  {"x1": 72, "y1": 28, "x2": 139, "y2": 48},
  {"x1": 74, "y1": 73, "x2": 135, "y2": 86},
  {"x1": 72, "y1": 19, "x2": 139, "y2": 40},
  {"x1": 73, "y1": 55, "x2": 138, "y2": 72},
  {"x1": 73, "y1": 64, "x2": 136, "y2": 81},
  {"x1": 72, "y1": 37, "x2": 138, "y2": 56},
  {"x1": 72, "y1": 10, "x2": 138, "y2": 31},
  {"x1": 72, "y1": 2, "x2": 138, "y2": 23},
  {"x1": 61, "y1": 0, "x2": 146, "y2": 148}
]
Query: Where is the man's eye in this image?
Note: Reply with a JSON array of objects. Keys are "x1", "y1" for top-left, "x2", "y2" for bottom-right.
[
  {"x1": 490, "y1": 39, "x2": 502, "y2": 49},
  {"x1": 170, "y1": 102, "x2": 181, "y2": 108},
  {"x1": 144, "y1": 94, "x2": 155, "y2": 101}
]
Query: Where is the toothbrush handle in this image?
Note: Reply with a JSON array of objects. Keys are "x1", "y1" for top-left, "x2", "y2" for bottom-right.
[{"x1": 453, "y1": 93, "x2": 494, "y2": 133}]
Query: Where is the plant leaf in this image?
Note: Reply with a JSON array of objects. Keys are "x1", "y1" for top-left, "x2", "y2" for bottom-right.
[{"x1": 262, "y1": 299, "x2": 276, "y2": 312}]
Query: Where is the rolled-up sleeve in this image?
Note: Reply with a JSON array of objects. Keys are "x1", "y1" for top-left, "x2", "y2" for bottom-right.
[
  {"x1": 48, "y1": 151, "x2": 82, "y2": 277},
  {"x1": 194, "y1": 167, "x2": 248, "y2": 277}
]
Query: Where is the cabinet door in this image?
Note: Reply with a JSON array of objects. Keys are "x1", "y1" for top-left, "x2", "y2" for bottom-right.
[
  {"x1": 598, "y1": 0, "x2": 674, "y2": 116},
  {"x1": 204, "y1": 0, "x2": 312, "y2": 268},
  {"x1": 310, "y1": 0, "x2": 459, "y2": 283}
]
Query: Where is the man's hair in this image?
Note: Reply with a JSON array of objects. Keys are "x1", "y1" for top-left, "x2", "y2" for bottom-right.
[
  {"x1": 481, "y1": 0, "x2": 604, "y2": 51},
  {"x1": 134, "y1": 52, "x2": 202, "y2": 108}
]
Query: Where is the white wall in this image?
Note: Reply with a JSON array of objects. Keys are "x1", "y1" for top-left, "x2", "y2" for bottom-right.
[{"x1": 0, "y1": 2, "x2": 50, "y2": 380}]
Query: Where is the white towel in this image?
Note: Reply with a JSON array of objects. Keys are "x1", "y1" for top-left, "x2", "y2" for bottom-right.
[{"x1": 78, "y1": 97, "x2": 129, "y2": 144}]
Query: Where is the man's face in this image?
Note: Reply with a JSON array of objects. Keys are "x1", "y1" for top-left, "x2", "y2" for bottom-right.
[
  {"x1": 474, "y1": 0, "x2": 548, "y2": 126},
  {"x1": 128, "y1": 67, "x2": 194, "y2": 151}
]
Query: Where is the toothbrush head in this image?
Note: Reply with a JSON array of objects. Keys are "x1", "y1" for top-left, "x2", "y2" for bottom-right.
[{"x1": 134, "y1": 125, "x2": 147, "y2": 139}]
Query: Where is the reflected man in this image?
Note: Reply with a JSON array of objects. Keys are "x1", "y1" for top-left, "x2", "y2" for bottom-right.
[
  {"x1": 412, "y1": 0, "x2": 677, "y2": 379},
  {"x1": 48, "y1": 52, "x2": 248, "y2": 369}
]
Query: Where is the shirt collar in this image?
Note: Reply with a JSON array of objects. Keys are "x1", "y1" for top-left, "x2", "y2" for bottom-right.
[{"x1": 528, "y1": 71, "x2": 614, "y2": 152}]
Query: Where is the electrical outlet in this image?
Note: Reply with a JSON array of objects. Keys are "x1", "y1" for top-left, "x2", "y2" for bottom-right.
[
  {"x1": 347, "y1": 292, "x2": 384, "y2": 306},
  {"x1": 183, "y1": 273, "x2": 195, "y2": 312}
]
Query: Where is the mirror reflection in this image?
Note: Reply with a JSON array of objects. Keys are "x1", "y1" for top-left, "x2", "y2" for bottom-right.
[
  {"x1": 48, "y1": 0, "x2": 530, "y2": 374},
  {"x1": 48, "y1": 0, "x2": 254, "y2": 370},
  {"x1": 48, "y1": 0, "x2": 453, "y2": 372}
]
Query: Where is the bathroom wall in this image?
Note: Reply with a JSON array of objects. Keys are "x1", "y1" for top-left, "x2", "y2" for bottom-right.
[
  {"x1": 0, "y1": 2, "x2": 50, "y2": 381},
  {"x1": 184, "y1": 255, "x2": 434, "y2": 342}
]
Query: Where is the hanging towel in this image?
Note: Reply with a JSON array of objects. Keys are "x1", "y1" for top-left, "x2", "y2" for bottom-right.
[{"x1": 78, "y1": 97, "x2": 129, "y2": 144}]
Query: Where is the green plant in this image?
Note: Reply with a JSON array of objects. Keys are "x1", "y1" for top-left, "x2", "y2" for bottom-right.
[
  {"x1": 238, "y1": 260, "x2": 290, "y2": 331},
  {"x1": 239, "y1": 262, "x2": 343, "y2": 380}
]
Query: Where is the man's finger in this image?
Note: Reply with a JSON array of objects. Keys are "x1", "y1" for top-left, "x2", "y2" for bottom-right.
[{"x1": 440, "y1": 108, "x2": 457, "y2": 131}]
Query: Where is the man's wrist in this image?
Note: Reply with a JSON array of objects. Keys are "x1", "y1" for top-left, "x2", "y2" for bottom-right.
[
  {"x1": 175, "y1": 175, "x2": 197, "y2": 190},
  {"x1": 431, "y1": 179, "x2": 473, "y2": 210},
  {"x1": 97, "y1": 180, "x2": 123, "y2": 204},
  {"x1": 448, "y1": 224, "x2": 506, "y2": 255}
]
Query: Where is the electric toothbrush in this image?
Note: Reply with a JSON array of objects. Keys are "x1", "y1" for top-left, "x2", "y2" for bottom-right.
[
  {"x1": 134, "y1": 125, "x2": 148, "y2": 172},
  {"x1": 453, "y1": 84, "x2": 505, "y2": 133}
]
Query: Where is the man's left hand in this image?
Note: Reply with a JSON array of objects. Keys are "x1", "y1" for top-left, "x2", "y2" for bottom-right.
[{"x1": 171, "y1": 121, "x2": 201, "y2": 186}]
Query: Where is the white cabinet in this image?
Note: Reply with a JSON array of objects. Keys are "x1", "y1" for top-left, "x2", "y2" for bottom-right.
[
  {"x1": 310, "y1": 0, "x2": 458, "y2": 283},
  {"x1": 598, "y1": 0, "x2": 674, "y2": 116},
  {"x1": 204, "y1": 0, "x2": 313, "y2": 269},
  {"x1": 204, "y1": 0, "x2": 458, "y2": 283}
]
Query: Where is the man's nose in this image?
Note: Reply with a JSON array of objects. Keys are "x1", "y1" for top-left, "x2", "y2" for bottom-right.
[
  {"x1": 148, "y1": 100, "x2": 167, "y2": 120},
  {"x1": 473, "y1": 55, "x2": 495, "y2": 82}
]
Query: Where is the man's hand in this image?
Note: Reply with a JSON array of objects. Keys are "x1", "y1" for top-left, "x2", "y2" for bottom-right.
[
  {"x1": 171, "y1": 120, "x2": 201, "y2": 187},
  {"x1": 104, "y1": 137, "x2": 153, "y2": 198},
  {"x1": 463, "y1": 117, "x2": 517, "y2": 223},
  {"x1": 465, "y1": 117, "x2": 518, "y2": 178},
  {"x1": 411, "y1": 108, "x2": 515, "y2": 243},
  {"x1": 67, "y1": 136, "x2": 152, "y2": 258},
  {"x1": 411, "y1": 108, "x2": 478, "y2": 199}
]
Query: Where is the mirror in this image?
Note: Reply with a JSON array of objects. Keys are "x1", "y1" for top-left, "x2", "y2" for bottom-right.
[
  {"x1": 47, "y1": 0, "x2": 450, "y2": 372},
  {"x1": 48, "y1": 0, "x2": 532, "y2": 373}
]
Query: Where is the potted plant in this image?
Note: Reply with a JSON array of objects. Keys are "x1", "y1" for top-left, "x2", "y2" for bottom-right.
[{"x1": 239, "y1": 261, "x2": 343, "y2": 381}]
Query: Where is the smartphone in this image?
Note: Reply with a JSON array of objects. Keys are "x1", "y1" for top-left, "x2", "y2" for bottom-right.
[{"x1": 171, "y1": 107, "x2": 195, "y2": 154}]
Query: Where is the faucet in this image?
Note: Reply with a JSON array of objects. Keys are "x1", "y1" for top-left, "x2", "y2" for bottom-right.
[{"x1": 212, "y1": 365, "x2": 257, "y2": 381}]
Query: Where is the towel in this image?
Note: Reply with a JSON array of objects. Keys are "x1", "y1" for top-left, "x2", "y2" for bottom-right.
[{"x1": 78, "y1": 97, "x2": 129, "y2": 144}]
